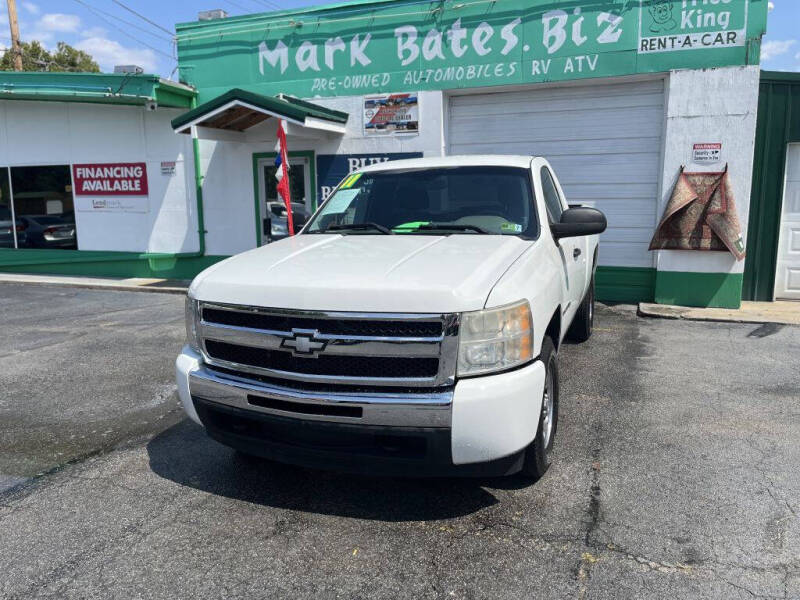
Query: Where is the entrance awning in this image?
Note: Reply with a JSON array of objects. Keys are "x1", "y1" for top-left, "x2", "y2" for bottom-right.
[{"x1": 171, "y1": 88, "x2": 348, "y2": 141}]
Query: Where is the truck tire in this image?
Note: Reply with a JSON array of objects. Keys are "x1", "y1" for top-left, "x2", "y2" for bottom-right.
[
  {"x1": 566, "y1": 277, "x2": 594, "y2": 343},
  {"x1": 520, "y1": 336, "x2": 559, "y2": 480}
]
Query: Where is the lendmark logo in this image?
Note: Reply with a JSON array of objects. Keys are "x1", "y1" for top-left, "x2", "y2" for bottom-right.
[{"x1": 280, "y1": 329, "x2": 327, "y2": 357}]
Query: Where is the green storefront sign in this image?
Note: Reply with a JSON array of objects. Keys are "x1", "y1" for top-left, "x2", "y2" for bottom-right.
[{"x1": 177, "y1": 0, "x2": 767, "y2": 102}]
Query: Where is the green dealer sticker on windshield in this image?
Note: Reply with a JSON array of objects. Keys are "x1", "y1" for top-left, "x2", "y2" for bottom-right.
[
  {"x1": 501, "y1": 222, "x2": 523, "y2": 233},
  {"x1": 340, "y1": 173, "x2": 362, "y2": 189},
  {"x1": 393, "y1": 221, "x2": 430, "y2": 232}
]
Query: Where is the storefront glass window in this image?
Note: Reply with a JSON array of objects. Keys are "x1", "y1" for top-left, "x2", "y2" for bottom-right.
[
  {"x1": 261, "y1": 160, "x2": 312, "y2": 243},
  {"x1": 8, "y1": 165, "x2": 77, "y2": 250},
  {"x1": 0, "y1": 168, "x2": 17, "y2": 249},
  {"x1": 263, "y1": 163, "x2": 307, "y2": 205}
]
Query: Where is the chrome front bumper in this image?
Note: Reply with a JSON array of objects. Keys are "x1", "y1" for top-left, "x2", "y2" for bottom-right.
[
  {"x1": 188, "y1": 364, "x2": 453, "y2": 428},
  {"x1": 177, "y1": 345, "x2": 545, "y2": 467}
]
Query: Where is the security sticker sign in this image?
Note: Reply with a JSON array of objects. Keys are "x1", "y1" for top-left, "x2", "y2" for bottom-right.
[{"x1": 692, "y1": 143, "x2": 722, "y2": 164}]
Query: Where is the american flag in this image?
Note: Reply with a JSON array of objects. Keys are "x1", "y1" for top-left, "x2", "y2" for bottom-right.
[{"x1": 274, "y1": 119, "x2": 294, "y2": 236}]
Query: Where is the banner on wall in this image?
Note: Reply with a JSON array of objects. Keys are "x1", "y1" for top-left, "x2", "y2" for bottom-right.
[
  {"x1": 72, "y1": 162, "x2": 149, "y2": 213},
  {"x1": 317, "y1": 153, "x2": 423, "y2": 203},
  {"x1": 364, "y1": 94, "x2": 419, "y2": 135}
]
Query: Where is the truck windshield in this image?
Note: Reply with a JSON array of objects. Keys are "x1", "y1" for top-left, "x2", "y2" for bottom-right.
[{"x1": 304, "y1": 166, "x2": 538, "y2": 237}]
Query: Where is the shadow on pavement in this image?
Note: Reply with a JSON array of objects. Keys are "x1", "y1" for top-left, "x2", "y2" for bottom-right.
[{"x1": 147, "y1": 419, "x2": 505, "y2": 522}]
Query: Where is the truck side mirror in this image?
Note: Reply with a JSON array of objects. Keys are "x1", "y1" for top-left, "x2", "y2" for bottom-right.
[{"x1": 550, "y1": 207, "x2": 607, "y2": 239}]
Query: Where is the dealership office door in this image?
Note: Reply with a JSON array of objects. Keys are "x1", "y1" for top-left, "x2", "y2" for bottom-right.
[
  {"x1": 257, "y1": 155, "x2": 311, "y2": 245},
  {"x1": 775, "y1": 143, "x2": 800, "y2": 299},
  {"x1": 448, "y1": 80, "x2": 665, "y2": 275}
]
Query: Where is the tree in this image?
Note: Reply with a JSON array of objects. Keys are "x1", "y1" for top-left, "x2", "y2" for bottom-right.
[
  {"x1": 0, "y1": 40, "x2": 48, "y2": 71},
  {"x1": 0, "y1": 40, "x2": 100, "y2": 72},
  {"x1": 51, "y1": 42, "x2": 100, "y2": 72}
]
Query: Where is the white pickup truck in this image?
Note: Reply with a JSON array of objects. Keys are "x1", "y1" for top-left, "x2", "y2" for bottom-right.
[{"x1": 177, "y1": 156, "x2": 606, "y2": 479}]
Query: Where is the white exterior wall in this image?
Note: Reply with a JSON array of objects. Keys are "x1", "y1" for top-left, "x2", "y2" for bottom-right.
[
  {"x1": 0, "y1": 100, "x2": 198, "y2": 254},
  {"x1": 656, "y1": 65, "x2": 761, "y2": 275},
  {"x1": 198, "y1": 91, "x2": 444, "y2": 256},
  {"x1": 198, "y1": 140, "x2": 257, "y2": 257}
]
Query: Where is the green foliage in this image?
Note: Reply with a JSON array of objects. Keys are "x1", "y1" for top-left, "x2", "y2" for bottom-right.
[{"x1": 0, "y1": 40, "x2": 100, "y2": 72}]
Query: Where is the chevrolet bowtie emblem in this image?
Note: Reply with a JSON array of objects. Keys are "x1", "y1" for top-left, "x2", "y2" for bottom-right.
[{"x1": 280, "y1": 329, "x2": 327, "y2": 357}]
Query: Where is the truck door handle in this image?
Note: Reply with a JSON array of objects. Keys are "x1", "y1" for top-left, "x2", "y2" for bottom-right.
[{"x1": 573, "y1": 248, "x2": 581, "y2": 259}]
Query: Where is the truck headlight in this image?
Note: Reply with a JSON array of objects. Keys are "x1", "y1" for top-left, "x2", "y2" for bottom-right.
[
  {"x1": 185, "y1": 296, "x2": 201, "y2": 352},
  {"x1": 457, "y1": 300, "x2": 533, "y2": 377}
]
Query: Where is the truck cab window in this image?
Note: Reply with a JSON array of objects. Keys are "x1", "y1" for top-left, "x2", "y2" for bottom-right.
[{"x1": 540, "y1": 167, "x2": 564, "y2": 224}]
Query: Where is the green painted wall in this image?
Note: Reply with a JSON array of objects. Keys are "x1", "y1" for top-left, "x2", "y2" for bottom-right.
[
  {"x1": 655, "y1": 271, "x2": 743, "y2": 309},
  {"x1": 596, "y1": 266, "x2": 655, "y2": 304},
  {"x1": 743, "y1": 71, "x2": 800, "y2": 301},
  {"x1": 0, "y1": 249, "x2": 226, "y2": 280},
  {"x1": 176, "y1": 0, "x2": 767, "y2": 102}
]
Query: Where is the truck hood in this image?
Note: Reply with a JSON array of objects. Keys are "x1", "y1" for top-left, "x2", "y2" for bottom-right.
[{"x1": 191, "y1": 234, "x2": 532, "y2": 313}]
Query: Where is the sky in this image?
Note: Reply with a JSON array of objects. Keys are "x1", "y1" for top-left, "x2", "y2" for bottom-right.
[
  {"x1": 0, "y1": 0, "x2": 335, "y2": 76},
  {"x1": 0, "y1": 0, "x2": 798, "y2": 77}
]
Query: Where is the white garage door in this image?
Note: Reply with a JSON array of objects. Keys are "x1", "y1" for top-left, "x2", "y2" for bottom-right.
[
  {"x1": 774, "y1": 143, "x2": 800, "y2": 300},
  {"x1": 448, "y1": 80, "x2": 665, "y2": 268}
]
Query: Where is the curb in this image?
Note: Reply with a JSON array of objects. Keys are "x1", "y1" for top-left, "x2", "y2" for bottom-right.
[
  {"x1": 0, "y1": 278, "x2": 188, "y2": 295},
  {"x1": 637, "y1": 302, "x2": 800, "y2": 327}
]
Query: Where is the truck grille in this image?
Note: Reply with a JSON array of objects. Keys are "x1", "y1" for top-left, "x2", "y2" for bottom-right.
[
  {"x1": 197, "y1": 303, "x2": 459, "y2": 388},
  {"x1": 204, "y1": 340, "x2": 440, "y2": 378},
  {"x1": 202, "y1": 307, "x2": 443, "y2": 338}
]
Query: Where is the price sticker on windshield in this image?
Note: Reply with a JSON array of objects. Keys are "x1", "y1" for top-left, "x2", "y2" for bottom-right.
[{"x1": 325, "y1": 188, "x2": 360, "y2": 213}]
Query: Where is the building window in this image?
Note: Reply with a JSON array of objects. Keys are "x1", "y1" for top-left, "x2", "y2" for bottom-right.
[
  {"x1": 1, "y1": 165, "x2": 77, "y2": 250},
  {"x1": 0, "y1": 168, "x2": 17, "y2": 248}
]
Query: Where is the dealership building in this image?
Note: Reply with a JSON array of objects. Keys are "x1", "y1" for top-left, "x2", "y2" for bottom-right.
[{"x1": 2, "y1": 0, "x2": 798, "y2": 307}]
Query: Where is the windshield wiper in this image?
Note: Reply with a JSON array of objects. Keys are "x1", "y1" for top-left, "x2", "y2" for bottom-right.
[
  {"x1": 324, "y1": 222, "x2": 394, "y2": 235},
  {"x1": 416, "y1": 223, "x2": 489, "y2": 234}
]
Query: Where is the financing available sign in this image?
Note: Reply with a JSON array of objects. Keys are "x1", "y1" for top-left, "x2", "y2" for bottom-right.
[
  {"x1": 72, "y1": 163, "x2": 149, "y2": 196},
  {"x1": 73, "y1": 162, "x2": 149, "y2": 213},
  {"x1": 176, "y1": 0, "x2": 767, "y2": 101}
]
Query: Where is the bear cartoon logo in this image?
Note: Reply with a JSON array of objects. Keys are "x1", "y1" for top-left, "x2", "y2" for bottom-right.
[{"x1": 648, "y1": 0, "x2": 677, "y2": 33}]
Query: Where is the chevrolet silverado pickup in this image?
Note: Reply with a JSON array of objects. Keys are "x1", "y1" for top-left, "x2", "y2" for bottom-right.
[{"x1": 177, "y1": 156, "x2": 606, "y2": 478}]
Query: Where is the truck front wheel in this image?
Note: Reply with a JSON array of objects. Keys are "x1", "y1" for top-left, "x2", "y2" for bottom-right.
[{"x1": 520, "y1": 336, "x2": 559, "y2": 480}]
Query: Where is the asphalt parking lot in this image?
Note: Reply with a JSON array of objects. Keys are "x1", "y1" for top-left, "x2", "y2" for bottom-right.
[{"x1": 1, "y1": 283, "x2": 798, "y2": 599}]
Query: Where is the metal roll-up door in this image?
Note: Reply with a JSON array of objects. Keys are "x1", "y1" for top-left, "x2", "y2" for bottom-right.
[{"x1": 448, "y1": 79, "x2": 665, "y2": 273}]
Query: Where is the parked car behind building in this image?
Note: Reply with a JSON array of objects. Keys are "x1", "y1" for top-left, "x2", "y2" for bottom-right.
[
  {"x1": 0, "y1": 207, "x2": 26, "y2": 248},
  {"x1": 18, "y1": 215, "x2": 76, "y2": 249}
]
